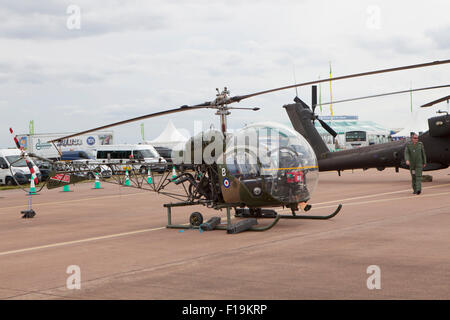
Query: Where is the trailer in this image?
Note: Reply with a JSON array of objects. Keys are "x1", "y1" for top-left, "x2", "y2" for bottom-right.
[{"x1": 16, "y1": 131, "x2": 114, "y2": 160}]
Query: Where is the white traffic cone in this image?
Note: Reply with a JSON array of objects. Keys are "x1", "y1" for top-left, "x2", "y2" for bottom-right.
[
  {"x1": 124, "y1": 169, "x2": 131, "y2": 186},
  {"x1": 171, "y1": 166, "x2": 177, "y2": 179},
  {"x1": 29, "y1": 178, "x2": 36, "y2": 195},
  {"x1": 94, "y1": 173, "x2": 102, "y2": 189}
]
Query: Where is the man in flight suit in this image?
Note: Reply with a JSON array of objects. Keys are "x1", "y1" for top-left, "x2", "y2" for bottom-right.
[{"x1": 404, "y1": 133, "x2": 427, "y2": 194}]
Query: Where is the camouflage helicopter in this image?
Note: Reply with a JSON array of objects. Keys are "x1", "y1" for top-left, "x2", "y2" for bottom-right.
[{"x1": 9, "y1": 59, "x2": 450, "y2": 232}]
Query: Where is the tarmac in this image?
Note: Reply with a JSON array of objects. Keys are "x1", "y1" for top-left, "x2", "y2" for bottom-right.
[{"x1": 0, "y1": 168, "x2": 449, "y2": 300}]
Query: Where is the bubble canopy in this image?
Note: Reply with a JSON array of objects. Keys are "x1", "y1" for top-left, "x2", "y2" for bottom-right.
[{"x1": 224, "y1": 122, "x2": 319, "y2": 204}]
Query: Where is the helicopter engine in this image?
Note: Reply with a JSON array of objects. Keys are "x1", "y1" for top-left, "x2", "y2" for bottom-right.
[
  {"x1": 428, "y1": 114, "x2": 450, "y2": 137},
  {"x1": 181, "y1": 129, "x2": 224, "y2": 165}
]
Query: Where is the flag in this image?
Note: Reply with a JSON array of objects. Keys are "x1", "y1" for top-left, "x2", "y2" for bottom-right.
[
  {"x1": 29, "y1": 120, "x2": 34, "y2": 135},
  {"x1": 329, "y1": 62, "x2": 333, "y2": 117},
  {"x1": 140, "y1": 123, "x2": 145, "y2": 141}
]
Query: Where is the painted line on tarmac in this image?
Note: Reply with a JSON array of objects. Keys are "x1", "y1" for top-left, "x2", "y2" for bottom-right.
[
  {"x1": 193, "y1": 184, "x2": 450, "y2": 218},
  {"x1": 3, "y1": 181, "x2": 448, "y2": 213},
  {"x1": 0, "y1": 226, "x2": 166, "y2": 257},
  {"x1": 2, "y1": 181, "x2": 449, "y2": 214},
  {"x1": 2, "y1": 183, "x2": 449, "y2": 256},
  {"x1": 302, "y1": 191, "x2": 450, "y2": 211},
  {"x1": 311, "y1": 182, "x2": 450, "y2": 206},
  {"x1": 0, "y1": 191, "x2": 148, "y2": 212},
  {"x1": 275, "y1": 187, "x2": 450, "y2": 214},
  {"x1": 2, "y1": 191, "x2": 449, "y2": 257}
]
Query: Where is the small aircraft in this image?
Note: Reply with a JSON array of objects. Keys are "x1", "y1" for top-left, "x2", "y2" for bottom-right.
[{"x1": 8, "y1": 59, "x2": 450, "y2": 232}]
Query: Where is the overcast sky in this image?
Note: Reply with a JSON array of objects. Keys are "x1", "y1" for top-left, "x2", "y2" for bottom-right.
[{"x1": 1, "y1": 0, "x2": 449, "y2": 148}]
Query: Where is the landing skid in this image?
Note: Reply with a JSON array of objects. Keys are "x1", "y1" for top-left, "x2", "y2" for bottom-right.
[
  {"x1": 163, "y1": 202, "x2": 342, "y2": 234},
  {"x1": 279, "y1": 204, "x2": 342, "y2": 220}
]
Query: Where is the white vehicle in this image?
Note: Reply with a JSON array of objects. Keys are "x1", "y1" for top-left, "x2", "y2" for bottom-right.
[
  {"x1": 0, "y1": 149, "x2": 41, "y2": 185},
  {"x1": 15, "y1": 131, "x2": 113, "y2": 160},
  {"x1": 59, "y1": 150, "x2": 112, "y2": 179},
  {"x1": 345, "y1": 130, "x2": 368, "y2": 148},
  {"x1": 94, "y1": 144, "x2": 167, "y2": 173},
  {"x1": 345, "y1": 130, "x2": 391, "y2": 149}
]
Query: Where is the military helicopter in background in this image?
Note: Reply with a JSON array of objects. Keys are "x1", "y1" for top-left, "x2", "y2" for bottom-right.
[
  {"x1": 288, "y1": 85, "x2": 450, "y2": 175},
  {"x1": 9, "y1": 59, "x2": 450, "y2": 232}
]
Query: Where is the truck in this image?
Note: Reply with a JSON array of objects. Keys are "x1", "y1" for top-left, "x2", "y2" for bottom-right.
[
  {"x1": 15, "y1": 131, "x2": 114, "y2": 160},
  {"x1": 0, "y1": 148, "x2": 41, "y2": 185}
]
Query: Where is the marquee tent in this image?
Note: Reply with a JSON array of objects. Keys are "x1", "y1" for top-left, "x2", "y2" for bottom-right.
[
  {"x1": 146, "y1": 120, "x2": 190, "y2": 149},
  {"x1": 391, "y1": 110, "x2": 429, "y2": 138}
]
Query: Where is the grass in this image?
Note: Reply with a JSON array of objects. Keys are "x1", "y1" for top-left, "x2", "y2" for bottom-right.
[
  {"x1": 0, "y1": 183, "x2": 47, "y2": 191},
  {"x1": 0, "y1": 185, "x2": 22, "y2": 191}
]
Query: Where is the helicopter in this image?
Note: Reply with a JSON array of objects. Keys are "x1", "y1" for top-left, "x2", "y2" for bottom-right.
[
  {"x1": 287, "y1": 86, "x2": 450, "y2": 175},
  {"x1": 8, "y1": 59, "x2": 450, "y2": 232}
]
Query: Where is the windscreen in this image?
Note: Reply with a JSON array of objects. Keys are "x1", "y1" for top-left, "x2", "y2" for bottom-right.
[
  {"x1": 6, "y1": 155, "x2": 28, "y2": 167},
  {"x1": 225, "y1": 122, "x2": 319, "y2": 204},
  {"x1": 345, "y1": 131, "x2": 366, "y2": 142},
  {"x1": 133, "y1": 149, "x2": 157, "y2": 159}
]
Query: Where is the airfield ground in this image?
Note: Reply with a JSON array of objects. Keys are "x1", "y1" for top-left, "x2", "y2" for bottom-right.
[{"x1": 0, "y1": 168, "x2": 449, "y2": 299}]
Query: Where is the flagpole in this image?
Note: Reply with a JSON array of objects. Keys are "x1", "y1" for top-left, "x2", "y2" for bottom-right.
[
  {"x1": 319, "y1": 75, "x2": 322, "y2": 113},
  {"x1": 410, "y1": 81, "x2": 413, "y2": 113},
  {"x1": 140, "y1": 123, "x2": 145, "y2": 142},
  {"x1": 329, "y1": 62, "x2": 333, "y2": 119}
]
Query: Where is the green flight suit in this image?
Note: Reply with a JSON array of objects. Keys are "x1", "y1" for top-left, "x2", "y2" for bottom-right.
[{"x1": 404, "y1": 141, "x2": 427, "y2": 193}]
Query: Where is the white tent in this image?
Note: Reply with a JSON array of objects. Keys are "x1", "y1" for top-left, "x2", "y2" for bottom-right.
[
  {"x1": 392, "y1": 109, "x2": 429, "y2": 138},
  {"x1": 146, "y1": 120, "x2": 189, "y2": 149}
]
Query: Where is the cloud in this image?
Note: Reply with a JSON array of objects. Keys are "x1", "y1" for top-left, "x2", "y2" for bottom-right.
[
  {"x1": 426, "y1": 25, "x2": 450, "y2": 50},
  {"x1": 355, "y1": 34, "x2": 435, "y2": 57},
  {"x1": 1, "y1": 0, "x2": 67, "y2": 15},
  {"x1": 1, "y1": 0, "x2": 449, "y2": 149},
  {"x1": 0, "y1": 1, "x2": 167, "y2": 39},
  {"x1": 0, "y1": 54, "x2": 139, "y2": 85}
]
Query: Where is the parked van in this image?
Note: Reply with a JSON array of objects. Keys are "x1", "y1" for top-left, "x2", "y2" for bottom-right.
[
  {"x1": 0, "y1": 149, "x2": 41, "y2": 185},
  {"x1": 60, "y1": 150, "x2": 112, "y2": 179},
  {"x1": 61, "y1": 150, "x2": 94, "y2": 161},
  {"x1": 95, "y1": 144, "x2": 167, "y2": 173}
]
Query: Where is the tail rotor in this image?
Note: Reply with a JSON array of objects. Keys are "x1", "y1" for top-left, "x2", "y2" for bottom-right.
[
  {"x1": 9, "y1": 128, "x2": 40, "y2": 192},
  {"x1": 309, "y1": 86, "x2": 338, "y2": 138}
]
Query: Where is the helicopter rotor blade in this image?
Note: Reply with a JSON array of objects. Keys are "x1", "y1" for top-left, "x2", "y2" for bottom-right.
[
  {"x1": 49, "y1": 103, "x2": 212, "y2": 143},
  {"x1": 228, "y1": 59, "x2": 450, "y2": 104},
  {"x1": 316, "y1": 117, "x2": 338, "y2": 138},
  {"x1": 420, "y1": 94, "x2": 450, "y2": 108},
  {"x1": 319, "y1": 84, "x2": 450, "y2": 106},
  {"x1": 227, "y1": 107, "x2": 260, "y2": 111},
  {"x1": 49, "y1": 59, "x2": 450, "y2": 143}
]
